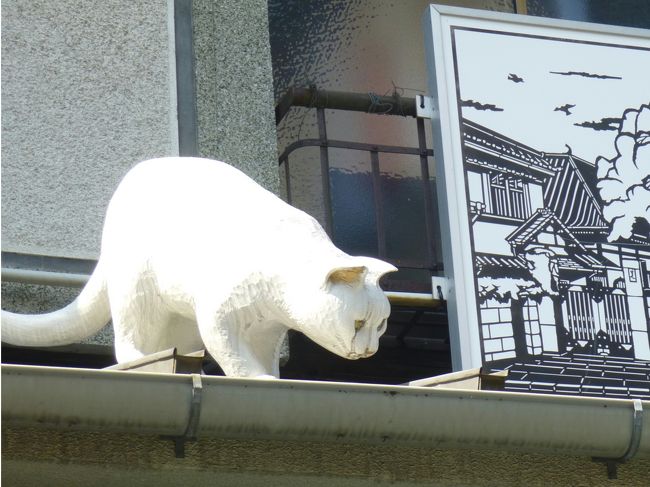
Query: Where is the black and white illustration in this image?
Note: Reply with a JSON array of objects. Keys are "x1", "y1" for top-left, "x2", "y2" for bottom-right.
[{"x1": 425, "y1": 7, "x2": 650, "y2": 398}]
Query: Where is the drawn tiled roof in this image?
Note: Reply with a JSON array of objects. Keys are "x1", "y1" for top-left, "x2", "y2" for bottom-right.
[
  {"x1": 462, "y1": 120, "x2": 555, "y2": 177},
  {"x1": 542, "y1": 153, "x2": 608, "y2": 230},
  {"x1": 554, "y1": 256, "x2": 587, "y2": 270},
  {"x1": 461, "y1": 120, "x2": 609, "y2": 234},
  {"x1": 575, "y1": 249, "x2": 618, "y2": 268},
  {"x1": 487, "y1": 353, "x2": 650, "y2": 400},
  {"x1": 553, "y1": 253, "x2": 613, "y2": 271},
  {"x1": 506, "y1": 209, "x2": 616, "y2": 268},
  {"x1": 475, "y1": 253, "x2": 527, "y2": 269},
  {"x1": 506, "y1": 208, "x2": 584, "y2": 250},
  {"x1": 475, "y1": 253, "x2": 529, "y2": 278}
]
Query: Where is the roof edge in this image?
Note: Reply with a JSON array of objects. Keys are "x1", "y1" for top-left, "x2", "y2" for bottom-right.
[{"x1": 2, "y1": 364, "x2": 649, "y2": 460}]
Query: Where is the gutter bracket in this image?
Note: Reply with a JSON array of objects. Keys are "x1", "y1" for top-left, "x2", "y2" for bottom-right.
[
  {"x1": 592, "y1": 399, "x2": 643, "y2": 480},
  {"x1": 162, "y1": 373, "x2": 204, "y2": 458}
]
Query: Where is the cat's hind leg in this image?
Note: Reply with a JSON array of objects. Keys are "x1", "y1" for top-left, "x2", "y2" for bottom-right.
[{"x1": 108, "y1": 277, "x2": 173, "y2": 363}]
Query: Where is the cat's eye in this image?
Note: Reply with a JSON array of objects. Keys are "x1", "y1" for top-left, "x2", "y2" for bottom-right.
[
  {"x1": 354, "y1": 319, "x2": 365, "y2": 331},
  {"x1": 377, "y1": 319, "x2": 387, "y2": 334}
]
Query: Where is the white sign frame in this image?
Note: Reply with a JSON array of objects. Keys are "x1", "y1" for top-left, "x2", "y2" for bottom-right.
[{"x1": 423, "y1": 5, "x2": 650, "y2": 371}]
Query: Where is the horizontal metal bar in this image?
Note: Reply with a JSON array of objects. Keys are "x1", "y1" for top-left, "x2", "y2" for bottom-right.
[
  {"x1": 385, "y1": 258, "x2": 438, "y2": 271},
  {"x1": 278, "y1": 138, "x2": 433, "y2": 164},
  {"x1": 386, "y1": 291, "x2": 442, "y2": 308},
  {"x1": 2, "y1": 251, "x2": 97, "y2": 275},
  {"x1": 275, "y1": 87, "x2": 418, "y2": 125},
  {"x1": 2, "y1": 267, "x2": 446, "y2": 306},
  {"x1": 2, "y1": 268, "x2": 89, "y2": 288}
]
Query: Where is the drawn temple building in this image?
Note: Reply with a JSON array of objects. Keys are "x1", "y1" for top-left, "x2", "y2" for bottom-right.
[{"x1": 463, "y1": 119, "x2": 650, "y2": 365}]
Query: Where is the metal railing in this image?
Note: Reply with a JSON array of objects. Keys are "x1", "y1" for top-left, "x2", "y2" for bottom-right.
[
  {"x1": 1, "y1": 251, "x2": 441, "y2": 307},
  {"x1": 2, "y1": 87, "x2": 443, "y2": 306},
  {"x1": 276, "y1": 86, "x2": 439, "y2": 272}
]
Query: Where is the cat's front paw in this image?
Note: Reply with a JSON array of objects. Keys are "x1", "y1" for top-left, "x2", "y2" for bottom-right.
[{"x1": 254, "y1": 374, "x2": 279, "y2": 380}]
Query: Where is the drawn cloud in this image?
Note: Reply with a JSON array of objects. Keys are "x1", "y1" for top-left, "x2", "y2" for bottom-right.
[
  {"x1": 461, "y1": 99, "x2": 504, "y2": 112},
  {"x1": 574, "y1": 117, "x2": 622, "y2": 131},
  {"x1": 596, "y1": 104, "x2": 650, "y2": 241}
]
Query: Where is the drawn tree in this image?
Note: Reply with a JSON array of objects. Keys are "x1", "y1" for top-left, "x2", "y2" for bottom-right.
[{"x1": 597, "y1": 104, "x2": 650, "y2": 241}]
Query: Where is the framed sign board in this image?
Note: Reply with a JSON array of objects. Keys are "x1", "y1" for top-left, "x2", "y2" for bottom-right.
[{"x1": 423, "y1": 5, "x2": 650, "y2": 397}]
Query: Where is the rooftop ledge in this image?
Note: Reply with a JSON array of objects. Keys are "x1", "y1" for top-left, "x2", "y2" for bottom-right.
[{"x1": 2, "y1": 363, "x2": 649, "y2": 462}]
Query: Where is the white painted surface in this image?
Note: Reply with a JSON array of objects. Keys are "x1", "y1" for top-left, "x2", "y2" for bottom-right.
[{"x1": 1, "y1": 158, "x2": 396, "y2": 377}]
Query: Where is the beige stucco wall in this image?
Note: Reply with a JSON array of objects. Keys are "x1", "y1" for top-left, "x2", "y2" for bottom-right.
[{"x1": 3, "y1": 428, "x2": 650, "y2": 486}]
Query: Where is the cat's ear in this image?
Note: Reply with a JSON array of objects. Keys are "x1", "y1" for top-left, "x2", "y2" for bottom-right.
[
  {"x1": 326, "y1": 266, "x2": 368, "y2": 287},
  {"x1": 350, "y1": 257, "x2": 398, "y2": 283}
]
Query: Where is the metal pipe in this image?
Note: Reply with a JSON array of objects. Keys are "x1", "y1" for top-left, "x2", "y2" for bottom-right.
[
  {"x1": 417, "y1": 117, "x2": 437, "y2": 269},
  {"x1": 370, "y1": 150, "x2": 387, "y2": 259},
  {"x1": 278, "y1": 138, "x2": 433, "y2": 163},
  {"x1": 275, "y1": 87, "x2": 417, "y2": 125},
  {"x1": 2, "y1": 364, "x2": 649, "y2": 459},
  {"x1": 317, "y1": 107, "x2": 334, "y2": 237},
  {"x1": 2, "y1": 268, "x2": 89, "y2": 288},
  {"x1": 1, "y1": 268, "x2": 441, "y2": 308},
  {"x1": 280, "y1": 155, "x2": 292, "y2": 204},
  {"x1": 385, "y1": 291, "x2": 440, "y2": 307}
]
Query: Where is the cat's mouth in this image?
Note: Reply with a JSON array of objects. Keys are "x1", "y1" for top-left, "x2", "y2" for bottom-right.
[
  {"x1": 346, "y1": 349, "x2": 376, "y2": 360},
  {"x1": 345, "y1": 319, "x2": 386, "y2": 359}
]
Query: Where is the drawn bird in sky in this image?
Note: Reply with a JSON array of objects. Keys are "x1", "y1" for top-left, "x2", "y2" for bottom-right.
[
  {"x1": 508, "y1": 73, "x2": 524, "y2": 83},
  {"x1": 554, "y1": 103, "x2": 575, "y2": 116}
]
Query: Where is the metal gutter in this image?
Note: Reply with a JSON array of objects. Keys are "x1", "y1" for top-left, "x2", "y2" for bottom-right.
[{"x1": 2, "y1": 364, "x2": 648, "y2": 460}]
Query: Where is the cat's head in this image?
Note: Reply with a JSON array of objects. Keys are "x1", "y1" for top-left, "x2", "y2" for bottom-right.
[{"x1": 284, "y1": 256, "x2": 397, "y2": 360}]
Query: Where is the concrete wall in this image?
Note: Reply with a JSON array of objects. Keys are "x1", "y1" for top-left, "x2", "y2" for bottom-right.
[
  {"x1": 1, "y1": 0, "x2": 279, "y2": 332},
  {"x1": 1, "y1": 0, "x2": 179, "y2": 259},
  {"x1": 193, "y1": 0, "x2": 279, "y2": 193},
  {"x1": 1, "y1": 0, "x2": 279, "y2": 260},
  {"x1": 4, "y1": 428, "x2": 650, "y2": 486}
]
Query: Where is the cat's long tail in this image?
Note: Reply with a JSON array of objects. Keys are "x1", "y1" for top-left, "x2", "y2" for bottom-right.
[{"x1": 1, "y1": 260, "x2": 111, "y2": 346}]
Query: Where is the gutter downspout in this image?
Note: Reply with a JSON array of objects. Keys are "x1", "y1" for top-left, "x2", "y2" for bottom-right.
[{"x1": 2, "y1": 364, "x2": 648, "y2": 461}]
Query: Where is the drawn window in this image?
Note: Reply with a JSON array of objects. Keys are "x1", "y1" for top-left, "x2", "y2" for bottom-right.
[
  {"x1": 489, "y1": 174, "x2": 530, "y2": 220},
  {"x1": 628, "y1": 268, "x2": 638, "y2": 282},
  {"x1": 642, "y1": 261, "x2": 650, "y2": 288}
]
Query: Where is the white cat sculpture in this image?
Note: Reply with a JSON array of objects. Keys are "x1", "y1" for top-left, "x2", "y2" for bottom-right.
[{"x1": 2, "y1": 157, "x2": 397, "y2": 378}]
